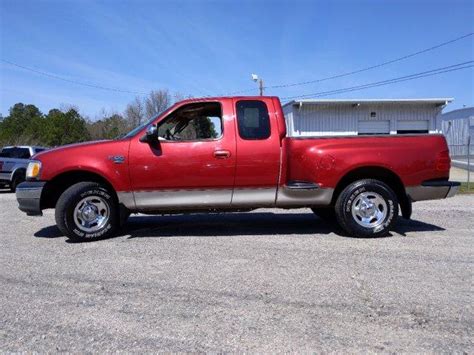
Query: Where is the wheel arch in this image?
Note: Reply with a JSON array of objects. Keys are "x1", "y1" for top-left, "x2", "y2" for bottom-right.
[
  {"x1": 332, "y1": 166, "x2": 411, "y2": 218},
  {"x1": 41, "y1": 169, "x2": 117, "y2": 209},
  {"x1": 11, "y1": 166, "x2": 26, "y2": 179}
]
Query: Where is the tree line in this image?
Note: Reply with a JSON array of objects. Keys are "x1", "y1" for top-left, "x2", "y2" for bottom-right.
[{"x1": 0, "y1": 89, "x2": 188, "y2": 147}]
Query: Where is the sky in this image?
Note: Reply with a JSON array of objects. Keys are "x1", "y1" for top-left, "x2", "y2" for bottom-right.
[{"x1": 0, "y1": 0, "x2": 473, "y2": 119}]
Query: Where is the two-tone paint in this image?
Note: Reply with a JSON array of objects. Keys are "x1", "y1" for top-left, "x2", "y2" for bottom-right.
[{"x1": 25, "y1": 96, "x2": 456, "y2": 215}]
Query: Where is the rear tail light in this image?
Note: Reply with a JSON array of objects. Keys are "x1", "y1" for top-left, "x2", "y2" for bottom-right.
[{"x1": 436, "y1": 150, "x2": 451, "y2": 171}]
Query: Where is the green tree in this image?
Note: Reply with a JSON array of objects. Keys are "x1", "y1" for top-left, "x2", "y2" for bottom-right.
[
  {"x1": 0, "y1": 103, "x2": 44, "y2": 145},
  {"x1": 87, "y1": 113, "x2": 129, "y2": 140},
  {"x1": 42, "y1": 109, "x2": 91, "y2": 146}
]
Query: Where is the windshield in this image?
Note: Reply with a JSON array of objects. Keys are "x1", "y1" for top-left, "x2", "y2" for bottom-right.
[{"x1": 121, "y1": 115, "x2": 159, "y2": 139}]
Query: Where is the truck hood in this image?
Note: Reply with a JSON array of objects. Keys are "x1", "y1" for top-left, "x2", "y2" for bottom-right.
[
  {"x1": 33, "y1": 140, "x2": 119, "y2": 159},
  {"x1": 33, "y1": 138, "x2": 132, "y2": 187}
]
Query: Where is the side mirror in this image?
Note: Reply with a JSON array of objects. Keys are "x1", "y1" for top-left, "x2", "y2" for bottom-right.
[{"x1": 139, "y1": 124, "x2": 158, "y2": 143}]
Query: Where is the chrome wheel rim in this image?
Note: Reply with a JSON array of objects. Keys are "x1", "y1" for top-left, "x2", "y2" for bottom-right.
[
  {"x1": 351, "y1": 191, "x2": 387, "y2": 228},
  {"x1": 73, "y1": 196, "x2": 110, "y2": 233}
]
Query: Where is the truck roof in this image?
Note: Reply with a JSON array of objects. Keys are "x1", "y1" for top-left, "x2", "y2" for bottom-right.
[{"x1": 174, "y1": 96, "x2": 281, "y2": 104}]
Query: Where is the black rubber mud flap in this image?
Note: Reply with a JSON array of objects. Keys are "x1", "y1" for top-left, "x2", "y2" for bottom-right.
[{"x1": 400, "y1": 194, "x2": 412, "y2": 220}]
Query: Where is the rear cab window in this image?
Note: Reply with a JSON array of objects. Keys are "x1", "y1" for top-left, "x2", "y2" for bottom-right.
[{"x1": 236, "y1": 100, "x2": 271, "y2": 140}]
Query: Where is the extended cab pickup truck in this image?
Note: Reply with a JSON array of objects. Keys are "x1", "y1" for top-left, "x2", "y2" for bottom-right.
[{"x1": 16, "y1": 96, "x2": 459, "y2": 241}]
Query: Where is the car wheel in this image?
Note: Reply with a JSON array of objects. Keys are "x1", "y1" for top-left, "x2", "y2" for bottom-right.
[
  {"x1": 335, "y1": 179, "x2": 398, "y2": 238},
  {"x1": 311, "y1": 207, "x2": 336, "y2": 222},
  {"x1": 10, "y1": 173, "x2": 25, "y2": 192},
  {"x1": 55, "y1": 182, "x2": 119, "y2": 242}
]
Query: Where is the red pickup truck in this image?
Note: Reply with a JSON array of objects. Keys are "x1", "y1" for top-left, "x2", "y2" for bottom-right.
[{"x1": 16, "y1": 96, "x2": 459, "y2": 241}]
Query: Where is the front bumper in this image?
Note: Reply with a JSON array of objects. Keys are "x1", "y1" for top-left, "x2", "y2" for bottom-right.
[
  {"x1": 406, "y1": 181, "x2": 461, "y2": 202},
  {"x1": 15, "y1": 181, "x2": 46, "y2": 216}
]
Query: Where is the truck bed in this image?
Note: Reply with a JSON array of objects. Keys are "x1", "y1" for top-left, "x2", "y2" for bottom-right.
[{"x1": 281, "y1": 134, "x2": 450, "y2": 189}]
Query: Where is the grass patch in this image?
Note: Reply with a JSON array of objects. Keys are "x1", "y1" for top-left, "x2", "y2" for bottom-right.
[{"x1": 459, "y1": 182, "x2": 474, "y2": 194}]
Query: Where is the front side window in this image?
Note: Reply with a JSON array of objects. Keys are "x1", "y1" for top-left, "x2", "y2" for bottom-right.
[
  {"x1": 236, "y1": 100, "x2": 271, "y2": 140},
  {"x1": 16, "y1": 148, "x2": 31, "y2": 159},
  {"x1": 158, "y1": 102, "x2": 222, "y2": 141},
  {"x1": 0, "y1": 147, "x2": 30, "y2": 159}
]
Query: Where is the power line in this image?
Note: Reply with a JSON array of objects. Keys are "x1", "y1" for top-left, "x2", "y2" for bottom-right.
[
  {"x1": 282, "y1": 61, "x2": 474, "y2": 100},
  {"x1": 226, "y1": 32, "x2": 474, "y2": 95},
  {"x1": 284, "y1": 65, "x2": 474, "y2": 100},
  {"x1": 283, "y1": 61, "x2": 474, "y2": 99},
  {"x1": 1, "y1": 59, "x2": 147, "y2": 95}
]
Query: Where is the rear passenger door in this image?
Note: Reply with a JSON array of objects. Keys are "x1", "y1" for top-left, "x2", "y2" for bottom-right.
[{"x1": 231, "y1": 99, "x2": 281, "y2": 207}]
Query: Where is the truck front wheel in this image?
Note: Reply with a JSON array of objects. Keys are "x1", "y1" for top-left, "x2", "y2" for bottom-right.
[
  {"x1": 10, "y1": 172, "x2": 25, "y2": 192},
  {"x1": 335, "y1": 179, "x2": 398, "y2": 238},
  {"x1": 55, "y1": 182, "x2": 119, "y2": 242}
]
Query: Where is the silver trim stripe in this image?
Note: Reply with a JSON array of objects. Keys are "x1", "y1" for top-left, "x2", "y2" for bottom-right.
[
  {"x1": 118, "y1": 187, "x2": 334, "y2": 212},
  {"x1": 276, "y1": 186, "x2": 334, "y2": 207},
  {"x1": 232, "y1": 187, "x2": 277, "y2": 207},
  {"x1": 406, "y1": 185, "x2": 457, "y2": 202},
  {"x1": 132, "y1": 189, "x2": 232, "y2": 211}
]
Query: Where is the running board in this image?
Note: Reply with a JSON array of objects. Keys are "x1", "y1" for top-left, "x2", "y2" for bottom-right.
[{"x1": 285, "y1": 181, "x2": 320, "y2": 190}]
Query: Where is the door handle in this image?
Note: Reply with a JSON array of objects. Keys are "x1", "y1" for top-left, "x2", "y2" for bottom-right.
[{"x1": 213, "y1": 150, "x2": 231, "y2": 159}]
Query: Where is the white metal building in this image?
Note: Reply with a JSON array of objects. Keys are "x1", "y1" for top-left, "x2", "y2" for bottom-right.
[
  {"x1": 441, "y1": 106, "x2": 474, "y2": 156},
  {"x1": 282, "y1": 98, "x2": 453, "y2": 137}
]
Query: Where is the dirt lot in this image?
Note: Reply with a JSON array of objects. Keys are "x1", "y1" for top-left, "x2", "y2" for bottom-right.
[{"x1": 0, "y1": 190, "x2": 473, "y2": 352}]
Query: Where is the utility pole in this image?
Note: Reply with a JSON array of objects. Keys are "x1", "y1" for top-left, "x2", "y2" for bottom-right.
[{"x1": 251, "y1": 74, "x2": 264, "y2": 96}]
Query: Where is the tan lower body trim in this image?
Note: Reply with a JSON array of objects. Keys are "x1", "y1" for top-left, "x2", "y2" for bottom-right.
[
  {"x1": 118, "y1": 186, "x2": 334, "y2": 211},
  {"x1": 406, "y1": 185, "x2": 450, "y2": 202},
  {"x1": 276, "y1": 186, "x2": 334, "y2": 207}
]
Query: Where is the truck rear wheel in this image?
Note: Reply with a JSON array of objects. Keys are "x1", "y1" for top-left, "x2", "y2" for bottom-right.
[
  {"x1": 335, "y1": 179, "x2": 398, "y2": 238},
  {"x1": 55, "y1": 182, "x2": 119, "y2": 242}
]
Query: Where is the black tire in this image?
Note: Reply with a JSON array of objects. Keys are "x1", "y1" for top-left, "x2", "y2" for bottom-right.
[
  {"x1": 311, "y1": 207, "x2": 336, "y2": 222},
  {"x1": 335, "y1": 179, "x2": 398, "y2": 238},
  {"x1": 55, "y1": 182, "x2": 119, "y2": 242},
  {"x1": 10, "y1": 173, "x2": 25, "y2": 192}
]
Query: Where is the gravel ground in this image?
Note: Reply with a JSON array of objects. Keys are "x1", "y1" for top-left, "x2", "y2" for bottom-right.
[{"x1": 0, "y1": 190, "x2": 473, "y2": 352}]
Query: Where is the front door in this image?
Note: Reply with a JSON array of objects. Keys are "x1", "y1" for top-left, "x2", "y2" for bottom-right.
[{"x1": 128, "y1": 100, "x2": 236, "y2": 211}]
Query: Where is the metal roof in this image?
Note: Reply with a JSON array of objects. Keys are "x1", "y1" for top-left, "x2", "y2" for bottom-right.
[
  {"x1": 283, "y1": 98, "x2": 453, "y2": 107},
  {"x1": 440, "y1": 106, "x2": 474, "y2": 120}
]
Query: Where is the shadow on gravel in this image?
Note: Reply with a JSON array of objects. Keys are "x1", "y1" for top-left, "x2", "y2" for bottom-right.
[
  {"x1": 395, "y1": 218, "x2": 445, "y2": 236},
  {"x1": 33, "y1": 213, "x2": 445, "y2": 241},
  {"x1": 34, "y1": 225, "x2": 64, "y2": 238},
  {"x1": 124, "y1": 213, "x2": 339, "y2": 239}
]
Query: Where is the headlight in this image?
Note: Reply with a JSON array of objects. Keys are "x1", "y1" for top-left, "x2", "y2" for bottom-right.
[{"x1": 26, "y1": 160, "x2": 42, "y2": 180}]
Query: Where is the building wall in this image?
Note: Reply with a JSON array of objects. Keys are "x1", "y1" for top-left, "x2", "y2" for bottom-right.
[
  {"x1": 283, "y1": 103, "x2": 443, "y2": 137},
  {"x1": 441, "y1": 107, "x2": 474, "y2": 156}
]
